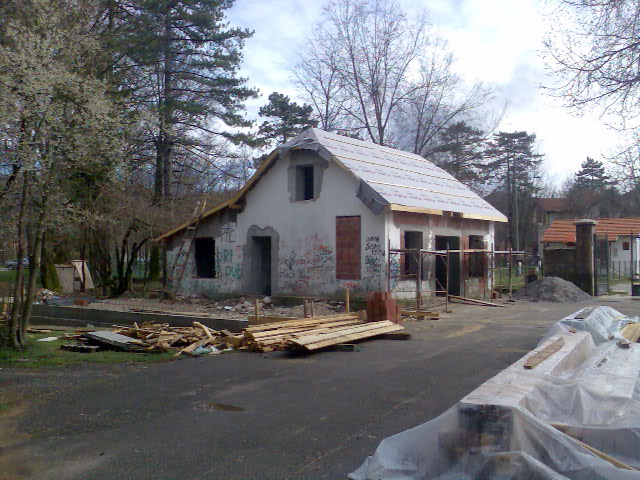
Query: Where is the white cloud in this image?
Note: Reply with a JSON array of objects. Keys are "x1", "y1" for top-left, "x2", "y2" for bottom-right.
[{"x1": 228, "y1": 0, "x2": 623, "y2": 183}]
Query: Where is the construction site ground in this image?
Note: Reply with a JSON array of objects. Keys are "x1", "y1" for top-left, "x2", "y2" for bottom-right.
[{"x1": 1, "y1": 296, "x2": 638, "y2": 480}]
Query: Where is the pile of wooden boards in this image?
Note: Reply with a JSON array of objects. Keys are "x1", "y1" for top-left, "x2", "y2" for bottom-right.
[
  {"x1": 62, "y1": 314, "x2": 407, "y2": 355},
  {"x1": 242, "y1": 313, "x2": 404, "y2": 352},
  {"x1": 111, "y1": 321, "x2": 242, "y2": 355}
]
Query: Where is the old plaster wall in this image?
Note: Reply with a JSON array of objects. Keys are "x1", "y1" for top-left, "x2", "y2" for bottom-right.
[
  {"x1": 169, "y1": 149, "x2": 386, "y2": 298},
  {"x1": 388, "y1": 211, "x2": 495, "y2": 299}
]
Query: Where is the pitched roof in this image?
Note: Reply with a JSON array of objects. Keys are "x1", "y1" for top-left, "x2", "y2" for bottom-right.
[
  {"x1": 542, "y1": 218, "x2": 640, "y2": 243},
  {"x1": 156, "y1": 128, "x2": 506, "y2": 241},
  {"x1": 537, "y1": 197, "x2": 569, "y2": 212}
]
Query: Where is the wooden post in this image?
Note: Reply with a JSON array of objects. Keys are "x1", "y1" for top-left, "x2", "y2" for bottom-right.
[
  {"x1": 416, "y1": 250, "x2": 422, "y2": 311},
  {"x1": 310, "y1": 300, "x2": 315, "y2": 317},
  {"x1": 303, "y1": 300, "x2": 309, "y2": 318},
  {"x1": 345, "y1": 288, "x2": 350, "y2": 313},
  {"x1": 508, "y1": 247, "x2": 513, "y2": 301},
  {"x1": 254, "y1": 299, "x2": 260, "y2": 323},
  {"x1": 445, "y1": 248, "x2": 450, "y2": 312}
]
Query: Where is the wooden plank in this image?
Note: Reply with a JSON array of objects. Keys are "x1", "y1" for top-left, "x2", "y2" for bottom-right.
[
  {"x1": 449, "y1": 295, "x2": 506, "y2": 307},
  {"x1": 292, "y1": 323, "x2": 404, "y2": 351},
  {"x1": 247, "y1": 319, "x2": 362, "y2": 339},
  {"x1": 245, "y1": 314, "x2": 358, "y2": 333},
  {"x1": 173, "y1": 337, "x2": 210, "y2": 357},
  {"x1": 552, "y1": 425, "x2": 636, "y2": 471},
  {"x1": 621, "y1": 322, "x2": 640, "y2": 343},
  {"x1": 523, "y1": 337, "x2": 564, "y2": 369},
  {"x1": 193, "y1": 321, "x2": 215, "y2": 341}
]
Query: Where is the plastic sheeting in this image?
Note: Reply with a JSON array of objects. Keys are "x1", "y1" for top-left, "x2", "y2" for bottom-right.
[{"x1": 350, "y1": 306, "x2": 640, "y2": 479}]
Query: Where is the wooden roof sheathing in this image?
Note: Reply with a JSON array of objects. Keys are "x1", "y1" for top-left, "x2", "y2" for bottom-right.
[
  {"x1": 310, "y1": 129, "x2": 507, "y2": 222},
  {"x1": 542, "y1": 218, "x2": 640, "y2": 243}
]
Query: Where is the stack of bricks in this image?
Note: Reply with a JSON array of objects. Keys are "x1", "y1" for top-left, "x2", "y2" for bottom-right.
[{"x1": 366, "y1": 292, "x2": 402, "y2": 324}]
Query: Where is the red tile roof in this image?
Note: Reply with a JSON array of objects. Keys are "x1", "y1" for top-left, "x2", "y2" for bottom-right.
[
  {"x1": 537, "y1": 198, "x2": 569, "y2": 212},
  {"x1": 542, "y1": 218, "x2": 640, "y2": 243}
]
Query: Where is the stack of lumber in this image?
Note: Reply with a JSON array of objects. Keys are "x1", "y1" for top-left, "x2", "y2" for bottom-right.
[{"x1": 242, "y1": 313, "x2": 404, "y2": 352}]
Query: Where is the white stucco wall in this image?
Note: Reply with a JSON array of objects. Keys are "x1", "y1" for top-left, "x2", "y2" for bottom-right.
[{"x1": 170, "y1": 150, "x2": 387, "y2": 298}]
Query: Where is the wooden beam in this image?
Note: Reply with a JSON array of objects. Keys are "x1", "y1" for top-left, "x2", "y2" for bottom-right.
[{"x1": 524, "y1": 337, "x2": 564, "y2": 369}]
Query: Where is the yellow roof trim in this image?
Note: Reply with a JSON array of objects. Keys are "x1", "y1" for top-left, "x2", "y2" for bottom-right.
[{"x1": 389, "y1": 204, "x2": 507, "y2": 223}]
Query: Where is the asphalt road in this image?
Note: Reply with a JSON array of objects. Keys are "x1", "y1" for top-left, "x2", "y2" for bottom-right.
[{"x1": 1, "y1": 297, "x2": 638, "y2": 480}]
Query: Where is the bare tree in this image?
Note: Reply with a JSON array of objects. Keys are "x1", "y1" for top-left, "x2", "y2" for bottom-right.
[
  {"x1": 545, "y1": 0, "x2": 640, "y2": 126},
  {"x1": 394, "y1": 40, "x2": 495, "y2": 157},
  {"x1": 293, "y1": 0, "x2": 495, "y2": 150},
  {"x1": 293, "y1": 0, "x2": 429, "y2": 145}
]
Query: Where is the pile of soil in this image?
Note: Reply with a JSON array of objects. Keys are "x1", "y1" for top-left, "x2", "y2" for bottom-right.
[{"x1": 513, "y1": 276, "x2": 591, "y2": 303}]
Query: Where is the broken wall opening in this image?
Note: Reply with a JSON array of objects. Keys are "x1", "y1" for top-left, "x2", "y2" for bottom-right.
[
  {"x1": 252, "y1": 236, "x2": 272, "y2": 296},
  {"x1": 194, "y1": 238, "x2": 215, "y2": 278}
]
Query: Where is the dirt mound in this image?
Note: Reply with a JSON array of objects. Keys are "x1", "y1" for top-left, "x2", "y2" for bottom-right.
[{"x1": 513, "y1": 276, "x2": 591, "y2": 303}]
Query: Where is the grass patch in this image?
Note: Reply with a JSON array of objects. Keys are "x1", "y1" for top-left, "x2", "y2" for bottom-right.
[{"x1": 0, "y1": 332, "x2": 174, "y2": 368}]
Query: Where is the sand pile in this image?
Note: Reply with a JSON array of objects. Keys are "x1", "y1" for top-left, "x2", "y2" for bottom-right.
[{"x1": 513, "y1": 276, "x2": 591, "y2": 303}]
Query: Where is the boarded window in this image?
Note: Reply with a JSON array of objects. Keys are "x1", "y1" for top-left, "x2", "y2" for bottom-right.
[
  {"x1": 336, "y1": 216, "x2": 361, "y2": 280},
  {"x1": 403, "y1": 231, "x2": 423, "y2": 277},
  {"x1": 295, "y1": 165, "x2": 315, "y2": 201},
  {"x1": 194, "y1": 238, "x2": 215, "y2": 278}
]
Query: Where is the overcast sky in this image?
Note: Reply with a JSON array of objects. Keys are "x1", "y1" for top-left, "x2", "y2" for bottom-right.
[{"x1": 228, "y1": 0, "x2": 621, "y2": 186}]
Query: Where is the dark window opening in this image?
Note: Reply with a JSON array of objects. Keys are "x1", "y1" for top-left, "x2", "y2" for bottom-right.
[
  {"x1": 435, "y1": 235, "x2": 461, "y2": 296},
  {"x1": 403, "y1": 231, "x2": 423, "y2": 277},
  {"x1": 468, "y1": 235, "x2": 485, "y2": 278},
  {"x1": 296, "y1": 165, "x2": 315, "y2": 201},
  {"x1": 623, "y1": 241, "x2": 630, "y2": 251},
  {"x1": 336, "y1": 216, "x2": 361, "y2": 280},
  {"x1": 194, "y1": 238, "x2": 215, "y2": 278}
]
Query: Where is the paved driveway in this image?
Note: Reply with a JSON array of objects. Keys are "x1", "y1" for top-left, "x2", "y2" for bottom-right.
[{"x1": 1, "y1": 298, "x2": 638, "y2": 480}]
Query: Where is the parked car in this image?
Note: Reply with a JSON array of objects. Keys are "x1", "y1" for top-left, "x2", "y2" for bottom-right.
[{"x1": 4, "y1": 258, "x2": 29, "y2": 270}]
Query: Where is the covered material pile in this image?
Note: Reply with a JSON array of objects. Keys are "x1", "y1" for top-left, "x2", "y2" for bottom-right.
[
  {"x1": 513, "y1": 276, "x2": 591, "y2": 302},
  {"x1": 350, "y1": 306, "x2": 640, "y2": 479}
]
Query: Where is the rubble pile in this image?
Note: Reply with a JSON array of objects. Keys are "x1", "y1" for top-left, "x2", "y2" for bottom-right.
[
  {"x1": 513, "y1": 276, "x2": 591, "y2": 303},
  {"x1": 61, "y1": 314, "x2": 405, "y2": 355}
]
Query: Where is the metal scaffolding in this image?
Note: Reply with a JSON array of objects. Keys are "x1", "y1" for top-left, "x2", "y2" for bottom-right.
[{"x1": 387, "y1": 244, "x2": 527, "y2": 311}]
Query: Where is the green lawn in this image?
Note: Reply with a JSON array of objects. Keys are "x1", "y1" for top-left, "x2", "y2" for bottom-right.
[{"x1": 0, "y1": 332, "x2": 174, "y2": 368}]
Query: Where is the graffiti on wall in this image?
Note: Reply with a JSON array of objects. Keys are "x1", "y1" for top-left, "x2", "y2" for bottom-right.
[
  {"x1": 215, "y1": 244, "x2": 242, "y2": 285},
  {"x1": 364, "y1": 236, "x2": 384, "y2": 290},
  {"x1": 278, "y1": 234, "x2": 335, "y2": 293}
]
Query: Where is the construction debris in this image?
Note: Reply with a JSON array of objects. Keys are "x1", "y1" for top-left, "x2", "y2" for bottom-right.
[
  {"x1": 59, "y1": 313, "x2": 406, "y2": 355},
  {"x1": 513, "y1": 276, "x2": 591, "y2": 302}
]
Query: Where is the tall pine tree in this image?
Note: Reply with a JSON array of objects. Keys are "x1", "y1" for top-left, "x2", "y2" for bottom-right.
[
  {"x1": 258, "y1": 92, "x2": 317, "y2": 147},
  {"x1": 573, "y1": 157, "x2": 611, "y2": 191},
  {"x1": 432, "y1": 121, "x2": 487, "y2": 193},
  {"x1": 486, "y1": 131, "x2": 543, "y2": 250},
  {"x1": 114, "y1": 0, "x2": 257, "y2": 205}
]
